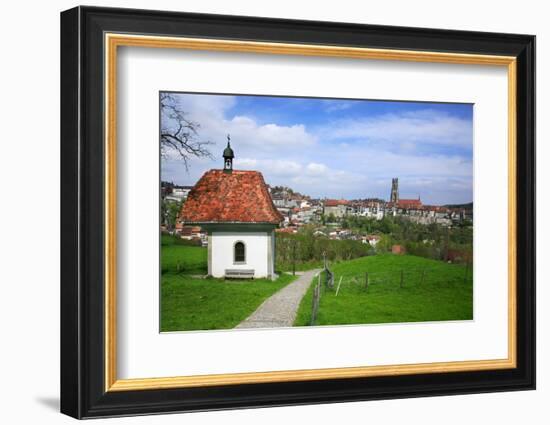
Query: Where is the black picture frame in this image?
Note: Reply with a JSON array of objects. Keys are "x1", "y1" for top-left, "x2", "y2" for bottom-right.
[{"x1": 60, "y1": 5, "x2": 535, "y2": 419}]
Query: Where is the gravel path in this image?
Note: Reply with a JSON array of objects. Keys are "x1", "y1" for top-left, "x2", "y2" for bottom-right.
[{"x1": 235, "y1": 269, "x2": 321, "y2": 329}]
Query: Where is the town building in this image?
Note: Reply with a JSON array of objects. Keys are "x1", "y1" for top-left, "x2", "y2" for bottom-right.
[
  {"x1": 161, "y1": 181, "x2": 193, "y2": 202},
  {"x1": 323, "y1": 199, "x2": 351, "y2": 218},
  {"x1": 179, "y1": 139, "x2": 283, "y2": 279},
  {"x1": 396, "y1": 198, "x2": 422, "y2": 210}
]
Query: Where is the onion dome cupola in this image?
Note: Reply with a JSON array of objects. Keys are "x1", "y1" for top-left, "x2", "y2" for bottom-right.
[{"x1": 223, "y1": 134, "x2": 234, "y2": 172}]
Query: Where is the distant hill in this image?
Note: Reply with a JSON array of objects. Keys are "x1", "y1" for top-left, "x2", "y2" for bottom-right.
[{"x1": 444, "y1": 202, "x2": 473, "y2": 209}]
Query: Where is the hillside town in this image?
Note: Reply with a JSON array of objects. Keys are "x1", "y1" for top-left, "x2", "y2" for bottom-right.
[{"x1": 161, "y1": 176, "x2": 473, "y2": 249}]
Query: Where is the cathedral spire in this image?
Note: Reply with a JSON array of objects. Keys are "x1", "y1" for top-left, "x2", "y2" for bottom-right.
[{"x1": 390, "y1": 178, "x2": 399, "y2": 203}]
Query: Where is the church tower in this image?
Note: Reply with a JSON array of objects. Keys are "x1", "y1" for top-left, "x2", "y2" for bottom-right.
[{"x1": 390, "y1": 178, "x2": 399, "y2": 203}]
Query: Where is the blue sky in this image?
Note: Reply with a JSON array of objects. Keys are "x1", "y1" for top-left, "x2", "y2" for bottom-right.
[{"x1": 161, "y1": 93, "x2": 473, "y2": 205}]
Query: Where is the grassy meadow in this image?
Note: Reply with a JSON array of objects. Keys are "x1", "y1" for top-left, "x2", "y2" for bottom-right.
[
  {"x1": 160, "y1": 234, "x2": 473, "y2": 331},
  {"x1": 161, "y1": 234, "x2": 207, "y2": 274},
  {"x1": 294, "y1": 254, "x2": 473, "y2": 326},
  {"x1": 160, "y1": 234, "x2": 297, "y2": 331},
  {"x1": 161, "y1": 273, "x2": 297, "y2": 331}
]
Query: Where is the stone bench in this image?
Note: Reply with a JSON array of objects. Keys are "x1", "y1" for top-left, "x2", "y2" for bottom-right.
[{"x1": 224, "y1": 269, "x2": 255, "y2": 279}]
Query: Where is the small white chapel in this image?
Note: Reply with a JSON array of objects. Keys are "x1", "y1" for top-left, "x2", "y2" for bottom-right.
[{"x1": 179, "y1": 138, "x2": 283, "y2": 279}]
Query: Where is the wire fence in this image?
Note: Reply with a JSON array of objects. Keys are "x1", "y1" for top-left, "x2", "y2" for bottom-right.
[{"x1": 310, "y1": 263, "x2": 473, "y2": 322}]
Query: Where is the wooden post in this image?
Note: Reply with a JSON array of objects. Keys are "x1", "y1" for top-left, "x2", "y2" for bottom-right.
[
  {"x1": 311, "y1": 282, "x2": 317, "y2": 325},
  {"x1": 444, "y1": 225, "x2": 450, "y2": 262},
  {"x1": 315, "y1": 283, "x2": 319, "y2": 318},
  {"x1": 400, "y1": 270, "x2": 404, "y2": 288},
  {"x1": 310, "y1": 287, "x2": 315, "y2": 325},
  {"x1": 365, "y1": 272, "x2": 369, "y2": 291},
  {"x1": 335, "y1": 276, "x2": 343, "y2": 296},
  {"x1": 420, "y1": 269, "x2": 425, "y2": 285}
]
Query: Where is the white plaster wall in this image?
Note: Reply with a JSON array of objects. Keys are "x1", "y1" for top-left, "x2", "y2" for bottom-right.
[{"x1": 211, "y1": 232, "x2": 269, "y2": 278}]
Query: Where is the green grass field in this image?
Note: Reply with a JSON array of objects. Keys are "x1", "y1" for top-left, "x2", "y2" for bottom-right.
[
  {"x1": 161, "y1": 235, "x2": 207, "y2": 274},
  {"x1": 160, "y1": 235, "x2": 297, "y2": 331},
  {"x1": 161, "y1": 273, "x2": 297, "y2": 331},
  {"x1": 294, "y1": 254, "x2": 473, "y2": 326}
]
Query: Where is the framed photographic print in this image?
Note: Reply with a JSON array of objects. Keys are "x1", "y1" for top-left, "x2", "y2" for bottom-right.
[{"x1": 60, "y1": 6, "x2": 535, "y2": 419}]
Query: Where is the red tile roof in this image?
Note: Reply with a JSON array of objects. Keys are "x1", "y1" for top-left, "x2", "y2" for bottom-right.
[
  {"x1": 324, "y1": 199, "x2": 349, "y2": 207},
  {"x1": 179, "y1": 170, "x2": 283, "y2": 225},
  {"x1": 396, "y1": 199, "x2": 422, "y2": 209}
]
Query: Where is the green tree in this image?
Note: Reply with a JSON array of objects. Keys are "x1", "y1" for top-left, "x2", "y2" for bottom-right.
[{"x1": 162, "y1": 199, "x2": 183, "y2": 231}]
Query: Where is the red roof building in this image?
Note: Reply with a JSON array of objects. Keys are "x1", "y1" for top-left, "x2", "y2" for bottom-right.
[
  {"x1": 396, "y1": 199, "x2": 422, "y2": 209},
  {"x1": 324, "y1": 199, "x2": 350, "y2": 207},
  {"x1": 179, "y1": 139, "x2": 281, "y2": 280},
  {"x1": 179, "y1": 169, "x2": 283, "y2": 225}
]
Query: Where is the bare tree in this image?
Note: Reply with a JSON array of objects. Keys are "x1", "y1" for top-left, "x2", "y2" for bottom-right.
[{"x1": 160, "y1": 93, "x2": 213, "y2": 170}]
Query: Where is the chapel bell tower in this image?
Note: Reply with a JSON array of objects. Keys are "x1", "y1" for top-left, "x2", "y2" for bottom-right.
[{"x1": 223, "y1": 134, "x2": 234, "y2": 172}]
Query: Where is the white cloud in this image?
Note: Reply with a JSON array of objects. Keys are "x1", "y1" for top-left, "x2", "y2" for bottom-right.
[
  {"x1": 234, "y1": 158, "x2": 367, "y2": 198},
  {"x1": 291, "y1": 162, "x2": 367, "y2": 195},
  {"x1": 235, "y1": 158, "x2": 302, "y2": 177},
  {"x1": 227, "y1": 116, "x2": 316, "y2": 150},
  {"x1": 324, "y1": 101, "x2": 353, "y2": 113},
  {"x1": 320, "y1": 109, "x2": 472, "y2": 148},
  {"x1": 305, "y1": 163, "x2": 328, "y2": 175},
  {"x1": 168, "y1": 94, "x2": 317, "y2": 156},
  {"x1": 174, "y1": 93, "x2": 236, "y2": 121}
]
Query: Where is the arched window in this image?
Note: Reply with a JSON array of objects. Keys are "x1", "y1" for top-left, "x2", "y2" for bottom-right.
[{"x1": 234, "y1": 241, "x2": 246, "y2": 263}]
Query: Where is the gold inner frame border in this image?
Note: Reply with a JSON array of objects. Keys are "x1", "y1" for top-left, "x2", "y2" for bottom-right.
[{"x1": 104, "y1": 33, "x2": 517, "y2": 392}]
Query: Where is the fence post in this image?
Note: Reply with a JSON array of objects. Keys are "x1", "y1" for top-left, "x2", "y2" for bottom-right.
[
  {"x1": 310, "y1": 285, "x2": 315, "y2": 325},
  {"x1": 365, "y1": 272, "x2": 369, "y2": 291},
  {"x1": 310, "y1": 274, "x2": 322, "y2": 326},
  {"x1": 325, "y1": 267, "x2": 334, "y2": 289},
  {"x1": 335, "y1": 276, "x2": 343, "y2": 296},
  {"x1": 311, "y1": 282, "x2": 317, "y2": 325},
  {"x1": 400, "y1": 270, "x2": 404, "y2": 288}
]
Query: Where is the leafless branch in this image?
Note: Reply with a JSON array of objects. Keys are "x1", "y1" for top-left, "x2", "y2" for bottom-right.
[{"x1": 160, "y1": 93, "x2": 214, "y2": 170}]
